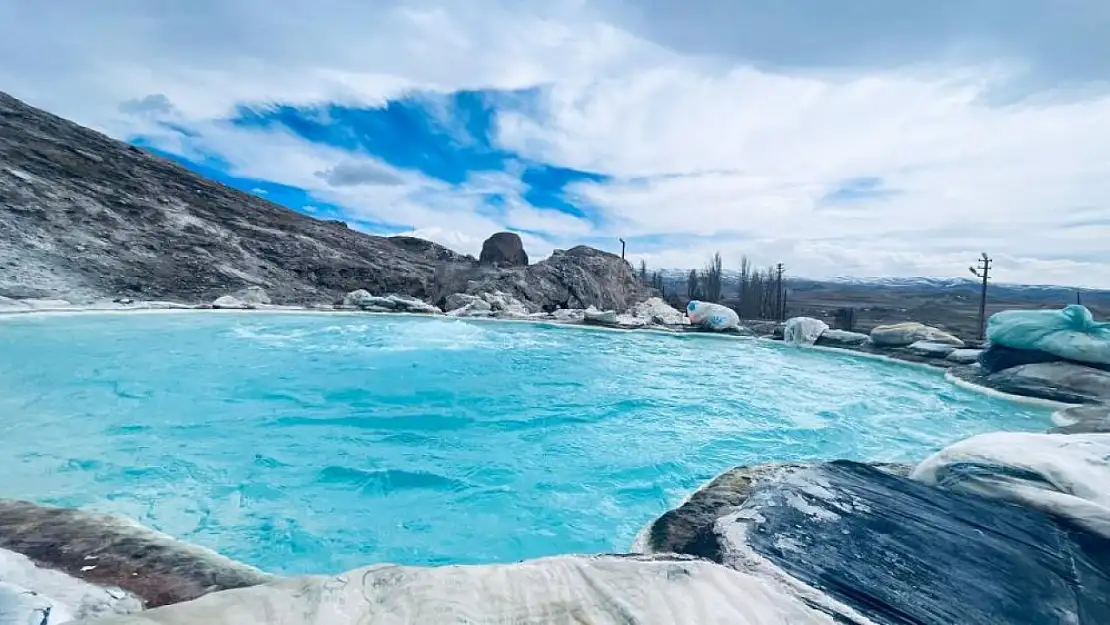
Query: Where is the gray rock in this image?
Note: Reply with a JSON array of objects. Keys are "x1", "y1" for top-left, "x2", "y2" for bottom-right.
[
  {"x1": 478, "y1": 232, "x2": 528, "y2": 267},
  {"x1": 870, "y1": 322, "x2": 965, "y2": 348},
  {"x1": 946, "y1": 348, "x2": 983, "y2": 364},
  {"x1": 907, "y1": 340, "x2": 957, "y2": 358},
  {"x1": 626, "y1": 297, "x2": 687, "y2": 326},
  {"x1": 950, "y1": 362, "x2": 1110, "y2": 404},
  {"x1": 458, "y1": 246, "x2": 655, "y2": 313},
  {"x1": 634, "y1": 462, "x2": 911, "y2": 558},
  {"x1": 583, "y1": 307, "x2": 619, "y2": 325},
  {"x1": 815, "y1": 328, "x2": 869, "y2": 347},
  {"x1": 211, "y1": 295, "x2": 250, "y2": 309},
  {"x1": 0, "y1": 499, "x2": 273, "y2": 609}
]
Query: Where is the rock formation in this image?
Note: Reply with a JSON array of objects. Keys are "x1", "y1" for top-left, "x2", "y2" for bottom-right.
[
  {"x1": 478, "y1": 232, "x2": 528, "y2": 267},
  {"x1": 0, "y1": 91, "x2": 650, "y2": 313},
  {"x1": 450, "y1": 246, "x2": 654, "y2": 313}
]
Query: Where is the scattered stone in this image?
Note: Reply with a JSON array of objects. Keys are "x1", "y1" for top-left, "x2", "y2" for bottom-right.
[
  {"x1": 478, "y1": 232, "x2": 529, "y2": 267},
  {"x1": 870, "y1": 322, "x2": 965, "y2": 348},
  {"x1": 907, "y1": 340, "x2": 958, "y2": 358}
]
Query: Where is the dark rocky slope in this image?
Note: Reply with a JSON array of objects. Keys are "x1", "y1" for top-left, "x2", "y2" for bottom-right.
[{"x1": 0, "y1": 91, "x2": 649, "y2": 309}]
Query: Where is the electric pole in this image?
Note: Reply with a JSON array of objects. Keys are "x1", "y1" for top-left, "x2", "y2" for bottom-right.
[
  {"x1": 969, "y1": 253, "x2": 991, "y2": 341},
  {"x1": 619, "y1": 238, "x2": 626, "y2": 261},
  {"x1": 775, "y1": 263, "x2": 785, "y2": 322}
]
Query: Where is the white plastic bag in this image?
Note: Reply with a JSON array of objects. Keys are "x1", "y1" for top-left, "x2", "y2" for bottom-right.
[
  {"x1": 685, "y1": 301, "x2": 739, "y2": 331},
  {"x1": 783, "y1": 317, "x2": 828, "y2": 346}
]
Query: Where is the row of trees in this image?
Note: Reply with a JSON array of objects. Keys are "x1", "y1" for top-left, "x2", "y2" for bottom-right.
[{"x1": 637, "y1": 252, "x2": 787, "y2": 320}]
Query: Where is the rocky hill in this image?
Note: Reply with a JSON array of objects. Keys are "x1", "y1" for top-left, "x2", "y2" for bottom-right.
[{"x1": 0, "y1": 91, "x2": 650, "y2": 309}]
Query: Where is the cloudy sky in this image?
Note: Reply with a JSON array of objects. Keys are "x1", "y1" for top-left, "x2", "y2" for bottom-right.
[{"x1": 2, "y1": 1, "x2": 1109, "y2": 286}]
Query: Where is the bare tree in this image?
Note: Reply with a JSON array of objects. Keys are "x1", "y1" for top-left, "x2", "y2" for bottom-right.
[
  {"x1": 699, "y1": 252, "x2": 724, "y2": 302},
  {"x1": 639, "y1": 259, "x2": 648, "y2": 283},
  {"x1": 686, "y1": 269, "x2": 701, "y2": 300}
]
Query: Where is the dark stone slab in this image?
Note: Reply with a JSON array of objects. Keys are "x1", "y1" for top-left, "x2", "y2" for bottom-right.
[
  {"x1": 0, "y1": 499, "x2": 273, "y2": 608},
  {"x1": 728, "y1": 461, "x2": 1110, "y2": 625},
  {"x1": 978, "y1": 344, "x2": 1061, "y2": 373},
  {"x1": 641, "y1": 462, "x2": 911, "y2": 561},
  {"x1": 949, "y1": 362, "x2": 1110, "y2": 404}
]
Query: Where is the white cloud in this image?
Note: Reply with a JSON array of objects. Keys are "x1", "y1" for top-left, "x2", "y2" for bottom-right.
[{"x1": 2, "y1": 1, "x2": 1109, "y2": 286}]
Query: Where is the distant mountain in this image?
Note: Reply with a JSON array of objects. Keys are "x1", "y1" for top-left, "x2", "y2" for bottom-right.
[{"x1": 650, "y1": 269, "x2": 1109, "y2": 306}]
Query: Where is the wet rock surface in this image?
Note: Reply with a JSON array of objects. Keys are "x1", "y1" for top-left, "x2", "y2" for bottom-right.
[
  {"x1": 721, "y1": 461, "x2": 1110, "y2": 625},
  {"x1": 0, "y1": 500, "x2": 272, "y2": 609},
  {"x1": 950, "y1": 362, "x2": 1110, "y2": 404}
]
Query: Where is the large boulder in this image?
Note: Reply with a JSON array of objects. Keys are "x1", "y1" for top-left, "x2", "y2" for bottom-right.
[
  {"x1": 715, "y1": 461, "x2": 1110, "y2": 625},
  {"x1": 478, "y1": 232, "x2": 528, "y2": 267},
  {"x1": 913, "y1": 431, "x2": 1110, "y2": 537},
  {"x1": 635, "y1": 447, "x2": 1110, "y2": 625},
  {"x1": 869, "y1": 322, "x2": 964, "y2": 348}
]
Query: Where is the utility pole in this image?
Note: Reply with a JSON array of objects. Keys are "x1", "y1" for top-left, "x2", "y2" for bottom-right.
[
  {"x1": 968, "y1": 253, "x2": 992, "y2": 341},
  {"x1": 619, "y1": 238, "x2": 626, "y2": 260},
  {"x1": 775, "y1": 263, "x2": 785, "y2": 322}
]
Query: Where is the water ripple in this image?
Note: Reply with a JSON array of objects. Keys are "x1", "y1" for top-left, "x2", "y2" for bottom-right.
[{"x1": 0, "y1": 312, "x2": 1052, "y2": 575}]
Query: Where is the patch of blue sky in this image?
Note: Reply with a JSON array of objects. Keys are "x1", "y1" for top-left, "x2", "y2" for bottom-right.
[
  {"x1": 819, "y1": 176, "x2": 902, "y2": 205},
  {"x1": 128, "y1": 140, "x2": 407, "y2": 233}
]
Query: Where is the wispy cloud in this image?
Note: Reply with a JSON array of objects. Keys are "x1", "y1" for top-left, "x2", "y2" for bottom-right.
[{"x1": 2, "y1": 1, "x2": 1109, "y2": 286}]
